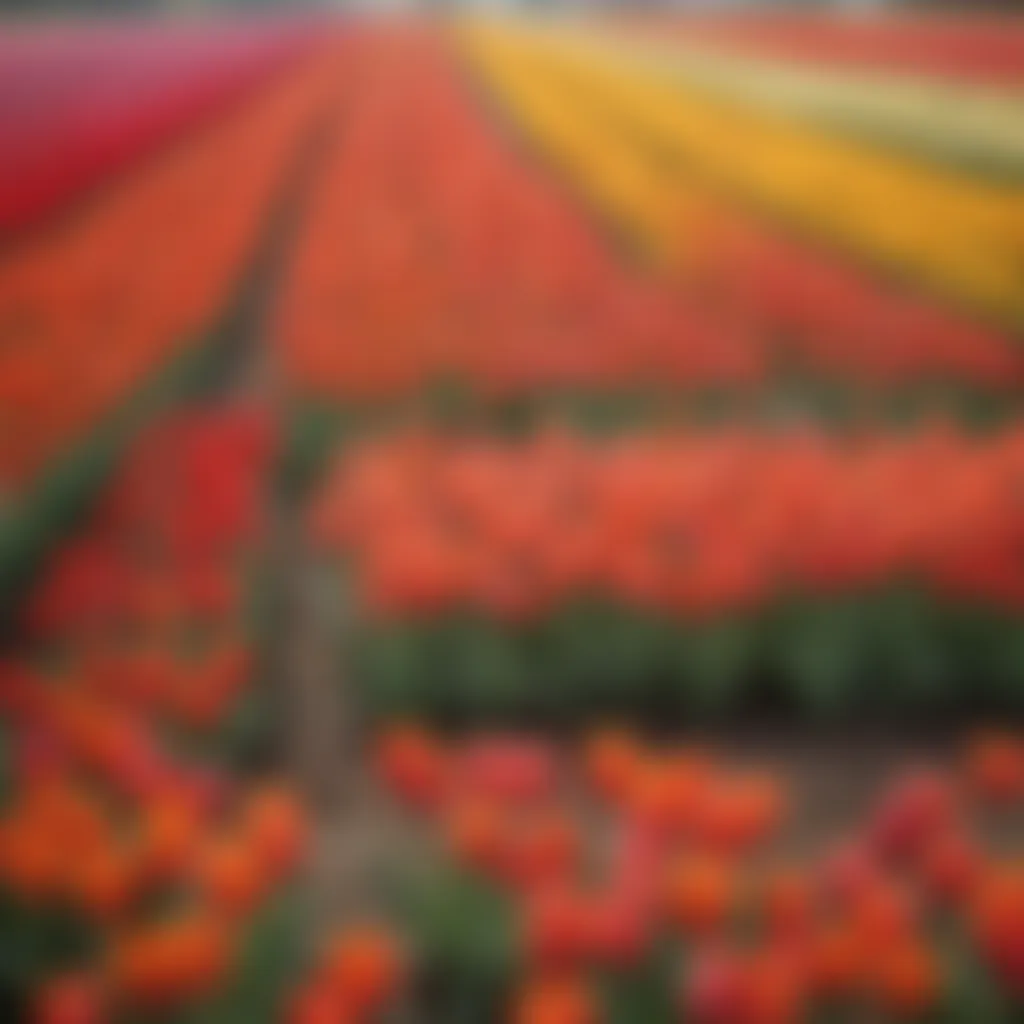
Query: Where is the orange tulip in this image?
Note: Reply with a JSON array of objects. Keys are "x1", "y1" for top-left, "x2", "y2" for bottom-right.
[
  {"x1": 663, "y1": 856, "x2": 736, "y2": 936},
  {"x1": 30, "y1": 972, "x2": 105, "y2": 1024},
  {"x1": 374, "y1": 724, "x2": 448, "y2": 810},
  {"x1": 194, "y1": 834, "x2": 268, "y2": 918},
  {"x1": 871, "y1": 939, "x2": 941, "y2": 1017},
  {"x1": 581, "y1": 728, "x2": 640, "y2": 805},
  {"x1": 513, "y1": 975, "x2": 597, "y2": 1024},
  {"x1": 111, "y1": 913, "x2": 233, "y2": 1008},
  {"x1": 321, "y1": 925, "x2": 403, "y2": 1012},
  {"x1": 244, "y1": 783, "x2": 309, "y2": 877},
  {"x1": 966, "y1": 732, "x2": 1024, "y2": 803}
]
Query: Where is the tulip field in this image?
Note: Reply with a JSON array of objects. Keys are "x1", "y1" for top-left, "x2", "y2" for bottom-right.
[
  {"x1": 0, "y1": 20, "x2": 322, "y2": 235},
  {"x1": 1, "y1": 11, "x2": 1024, "y2": 1023}
]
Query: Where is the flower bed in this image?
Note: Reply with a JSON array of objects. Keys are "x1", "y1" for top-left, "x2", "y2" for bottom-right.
[
  {"x1": 0, "y1": 18, "x2": 324, "y2": 235},
  {"x1": 630, "y1": 12, "x2": 1024, "y2": 86},
  {"x1": 0, "y1": 407, "x2": 311, "y2": 1021},
  {"x1": 0, "y1": 47, "x2": 339, "y2": 499},
  {"x1": 0, "y1": 44, "x2": 347, "y2": 624},
  {"x1": 284, "y1": 724, "x2": 1024, "y2": 1022},
  {"x1": 278, "y1": 33, "x2": 753, "y2": 409},
  {"x1": 312, "y1": 428, "x2": 1024, "y2": 719},
  {"x1": 459, "y1": 22, "x2": 1024, "y2": 325},
  {"x1": 599, "y1": 26, "x2": 1024, "y2": 181},
  {"x1": 278, "y1": 26, "x2": 1023, "y2": 490}
]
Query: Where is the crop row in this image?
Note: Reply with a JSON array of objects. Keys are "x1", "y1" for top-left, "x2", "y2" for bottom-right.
[
  {"x1": 459, "y1": 23, "x2": 1024, "y2": 325},
  {"x1": 633, "y1": 12, "x2": 1024, "y2": 85},
  {"x1": 0, "y1": 48, "x2": 341, "y2": 498},
  {"x1": 0, "y1": 407, "x2": 317, "y2": 1021},
  {"x1": 277, "y1": 33, "x2": 755, "y2": 407},
  {"x1": 312, "y1": 428, "x2": 1024, "y2": 718},
  {"x1": 336, "y1": 725, "x2": 1024, "y2": 1022},
  {"x1": 278, "y1": 29, "x2": 1024, "y2": 437},
  {"x1": 0, "y1": 19, "x2": 322, "y2": 234}
]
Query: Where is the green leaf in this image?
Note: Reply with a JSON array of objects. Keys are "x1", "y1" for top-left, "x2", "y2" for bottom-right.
[
  {"x1": 669, "y1": 617, "x2": 756, "y2": 716},
  {"x1": 357, "y1": 624, "x2": 433, "y2": 718},
  {"x1": 601, "y1": 938, "x2": 678, "y2": 1024},
  {"x1": 184, "y1": 891, "x2": 307, "y2": 1024},
  {"x1": 448, "y1": 619, "x2": 526, "y2": 720},
  {"x1": 934, "y1": 930, "x2": 1012, "y2": 1023},
  {"x1": 775, "y1": 600, "x2": 864, "y2": 717},
  {"x1": 865, "y1": 590, "x2": 952, "y2": 710},
  {"x1": 404, "y1": 867, "x2": 517, "y2": 1011}
]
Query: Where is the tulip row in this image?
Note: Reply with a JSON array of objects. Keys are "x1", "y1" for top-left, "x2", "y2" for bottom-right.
[
  {"x1": 277, "y1": 32, "x2": 755, "y2": 408},
  {"x1": 354, "y1": 724, "x2": 1024, "y2": 1022},
  {"x1": 633, "y1": 12, "x2": 1024, "y2": 85},
  {"x1": 279, "y1": 28, "x2": 1024, "y2": 445},
  {"x1": 0, "y1": 20, "x2": 323, "y2": 234},
  {"x1": 0, "y1": 46, "x2": 339, "y2": 498},
  {"x1": 313, "y1": 428, "x2": 1024, "y2": 718},
  {"x1": 0, "y1": 408, "x2": 313, "y2": 1022},
  {"x1": 602, "y1": 27, "x2": 1024, "y2": 180},
  {"x1": 458, "y1": 22, "x2": 1024, "y2": 324}
]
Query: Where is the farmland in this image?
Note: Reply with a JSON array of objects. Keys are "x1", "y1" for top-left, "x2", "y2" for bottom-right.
[{"x1": 1, "y1": 11, "x2": 1023, "y2": 1023}]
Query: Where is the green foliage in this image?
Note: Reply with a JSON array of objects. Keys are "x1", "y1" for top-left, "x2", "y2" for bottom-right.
[
  {"x1": 601, "y1": 938, "x2": 679, "y2": 1024},
  {"x1": 181, "y1": 891, "x2": 307, "y2": 1024},
  {"x1": 0, "y1": 341, "x2": 217, "y2": 638},
  {"x1": 0, "y1": 896, "x2": 94, "y2": 998},
  {"x1": 349, "y1": 594, "x2": 1024, "y2": 722},
  {"x1": 401, "y1": 867, "x2": 517, "y2": 1021}
]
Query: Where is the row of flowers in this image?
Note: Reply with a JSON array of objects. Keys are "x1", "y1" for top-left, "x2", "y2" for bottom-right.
[
  {"x1": 628, "y1": 12, "x2": 1024, "y2": 85},
  {"x1": 286, "y1": 723, "x2": 1024, "y2": 1022},
  {"x1": 0, "y1": 20, "x2": 323, "y2": 234},
  {"x1": 315, "y1": 428, "x2": 1024, "y2": 618},
  {"x1": 277, "y1": 32, "x2": 754, "y2": 405},
  {"x1": 310, "y1": 427, "x2": 1024, "y2": 717},
  {"x1": 602, "y1": 25, "x2": 1024, "y2": 181},
  {"x1": 0, "y1": 45, "x2": 340, "y2": 497},
  {"x1": 459, "y1": 22, "x2": 1024, "y2": 325},
  {"x1": 278, "y1": 29, "x2": 1023, "y2": 420},
  {"x1": 0, "y1": 408, "x2": 315, "y2": 1022}
]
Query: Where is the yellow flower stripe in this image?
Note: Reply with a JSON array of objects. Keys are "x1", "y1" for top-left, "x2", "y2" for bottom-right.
[
  {"x1": 460, "y1": 26, "x2": 693, "y2": 265},
  {"x1": 616, "y1": 26, "x2": 1024, "y2": 179},
  {"x1": 458, "y1": 20, "x2": 1024, "y2": 323}
]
